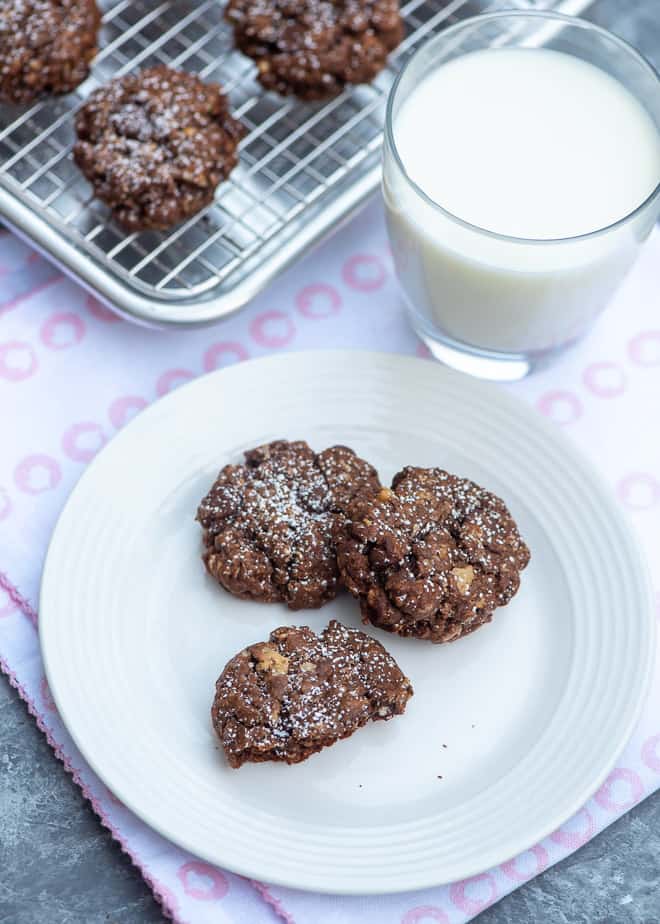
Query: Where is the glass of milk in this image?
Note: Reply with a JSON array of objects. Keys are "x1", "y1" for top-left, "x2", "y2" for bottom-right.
[{"x1": 383, "y1": 12, "x2": 660, "y2": 380}]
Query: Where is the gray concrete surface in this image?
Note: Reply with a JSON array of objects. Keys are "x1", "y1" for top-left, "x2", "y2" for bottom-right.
[
  {"x1": 0, "y1": 678, "x2": 165, "y2": 924},
  {"x1": 2, "y1": 675, "x2": 660, "y2": 923}
]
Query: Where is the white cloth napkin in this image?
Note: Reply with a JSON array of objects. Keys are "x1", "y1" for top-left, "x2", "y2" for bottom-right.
[{"x1": 1, "y1": 200, "x2": 658, "y2": 923}]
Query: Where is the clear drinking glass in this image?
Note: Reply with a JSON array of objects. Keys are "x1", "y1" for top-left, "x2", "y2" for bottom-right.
[{"x1": 382, "y1": 12, "x2": 660, "y2": 380}]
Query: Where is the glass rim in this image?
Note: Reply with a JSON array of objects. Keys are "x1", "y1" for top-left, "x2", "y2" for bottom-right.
[{"x1": 384, "y1": 9, "x2": 660, "y2": 246}]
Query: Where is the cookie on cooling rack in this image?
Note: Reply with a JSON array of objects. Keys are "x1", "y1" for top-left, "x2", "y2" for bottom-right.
[
  {"x1": 225, "y1": 0, "x2": 404, "y2": 100},
  {"x1": 212, "y1": 621, "x2": 413, "y2": 767},
  {"x1": 197, "y1": 439, "x2": 381, "y2": 610},
  {"x1": 0, "y1": 0, "x2": 100, "y2": 105},
  {"x1": 335, "y1": 467, "x2": 531, "y2": 643},
  {"x1": 73, "y1": 65, "x2": 245, "y2": 231}
]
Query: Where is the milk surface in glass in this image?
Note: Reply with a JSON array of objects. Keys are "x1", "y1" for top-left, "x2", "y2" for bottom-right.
[{"x1": 384, "y1": 47, "x2": 660, "y2": 356}]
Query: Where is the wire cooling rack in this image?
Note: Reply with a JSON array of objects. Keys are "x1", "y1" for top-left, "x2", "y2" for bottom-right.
[{"x1": 0, "y1": 0, "x2": 589, "y2": 326}]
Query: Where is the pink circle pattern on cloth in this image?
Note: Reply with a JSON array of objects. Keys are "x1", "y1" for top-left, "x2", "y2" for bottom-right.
[
  {"x1": 203, "y1": 341, "x2": 249, "y2": 372},
  {"x1": 617, "y1": 473, "x2": 660, "y2": 510},
  {"x1": 401, "y1": 906, "x2": 450, "y2": 924},
  {"x1": 449, "y1": 874, "x2": 499, "y2": 915},
  {"x1": 0, "y1": 341, "x2": 38, "y2": 382},
  {"x1": 156, "y1": 368, "x2": 195, "y2": 396},
  {"x1": 582, "y1": 361, "x2": 627, "y2": 398},
  {"x1": 595, "y1": 768, "x2": 644, "y2": 811},
  {"x1": 62, "y1": 423, "x2": 107, "y2": 463},
  {"x1": 177, "y1": 862, "x2": 229, "y2": 901},
  {"x1": 14, "y1": 454, "x2": 62, "y2": 494},
  {"x1": 250, "y1": 310, "x2": 296, "y2": 348},
  {"x1": 550, "y1": 807, "x2": 595, "y2": 849},
  {"x1": 501, "y1": 845, "x2": 549, "y2": 882},
  {"x1": 642, "y1": 735, "x2": 660, "y2": 773},
  {"x1": 40, "y1": 312, "x2": 86, "y2": 350},
  {"x1": 109, "y1": 396, "x2": 148, "y2": 430},
  {"x1": 342, "y1": 253, "x2": 387, "y2": 291},
  {"x1": 537, "y1": 390, "x2": 583, "y2": 425},
  {"x1": 296, "y1": 283, "x2": 342, "y2": 319},
  {"x1": 628, "y1": 330, "x2": 660, "y2": 366},
  {"x1": 0, "y1": 211, "x2": 659, "y2": 924}
]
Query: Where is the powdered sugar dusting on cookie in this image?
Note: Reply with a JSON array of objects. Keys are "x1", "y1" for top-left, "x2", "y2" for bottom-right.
[
  {"x1": 212, "y1": 620, "x2": 413, "y2": 767},
  {"x1": 336, "y1": 466, "x2": 530, "y2": 643},
  {"x1": 225, "y1": 0, "x2": 404, "y2": 100},
  {"x1": 0, "y1": 0, "x2": 100, "y2": 104},
  {"x1": 73, "y1": 66, "x2": 244, "y2": 231},
  {"x1": 197, "y1": 440, "x2": 381, "y2": 610}
]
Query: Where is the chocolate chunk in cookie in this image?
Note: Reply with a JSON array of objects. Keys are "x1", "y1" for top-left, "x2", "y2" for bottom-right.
[
  {"x1": 0, "y1": 0, "x2": 100, "y2": 105},
  {"x1": 212, "y1": 620, "x2": 413, "y2": 767},
  {"x1": 225, "y1": 0, "x2": 404, "y2": 100},
  {"x1": 73, "y1": 66, "x2": 244, "y2": 231},
  {"x1": 336, "y1": 467, "x2": 530, "y2": 643},
  {"x1": 197, "y1": 439, "x2": 381, "y2": 610}
]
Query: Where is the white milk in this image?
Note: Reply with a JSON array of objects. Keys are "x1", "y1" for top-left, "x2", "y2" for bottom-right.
[{"x1": 383, "y1": 48, "x2": 660, "y2": 355}]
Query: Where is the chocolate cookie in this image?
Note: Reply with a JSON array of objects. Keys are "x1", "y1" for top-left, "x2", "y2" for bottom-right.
[
  {"x1": 212, "y1": 620, "x2": 413, "y2": 767},
  {"x1": 225, "y1": 0, "x2": 404, "y2": 100},
  {"x1": 0, "y1": 0, "x2": 100, "y2": 105},
  {"x1": 336, "y1": 467, "x2": 531, "y2": 643},
  {"x1": 197, "y1": 440, "x2": 381, "y2": 610},
  {"x1": 73, "y1": 66, "x2": 244, "y2": 231}
]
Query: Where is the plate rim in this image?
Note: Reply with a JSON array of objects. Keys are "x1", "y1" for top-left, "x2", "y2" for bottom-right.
[{"x1": 39, "y1": 350, "x2": 657, "y2": 894}]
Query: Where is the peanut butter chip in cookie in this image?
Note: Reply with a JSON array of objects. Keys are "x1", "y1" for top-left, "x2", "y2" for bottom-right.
[
  {"x1": 212, "y1": 621, "x2": 413, "y2": 768},
  {"x1": 335, "y1": 467, "x2": 530, "y2": 643}
]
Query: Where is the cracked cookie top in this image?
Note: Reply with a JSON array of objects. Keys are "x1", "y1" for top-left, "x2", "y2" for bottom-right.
[
  {"x1": 73, "y1": 66, "x2": 244, "y2": 231},
  {"x1": 335, "y1": 466, "x2": 531, "y2": 643},
  {"x1": 0, "y1": 0, "x2": 100, "y2": 104},
  {"x1": 225, "y1": 0, "x2": 404, "y2": 100},
  {"x1": 197, "y1": 439, "x2": 381, "y2": 610},
  {"x1": 212, "y1": 621, "x2": 413, "y2": 767}
]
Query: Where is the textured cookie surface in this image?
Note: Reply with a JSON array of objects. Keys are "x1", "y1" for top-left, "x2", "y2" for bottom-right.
[
  {"x1": 0, "y1": 0, "x2": 100, "y2": 104},
  {"x1": 197, "y1": 439, "x2": 381, "y2": 610},
  {"x1": 212, "y1": 620, "x2": 413, "y2": 767},
  {"x1": 225, "y1": 0, "x2": 404, "y2": 100},
  {"x1": 73, "y1": 66, "x2": 244, "y2": 230},
  {"x1": 336, "y1": 467, "x2": 531, "y2": 643}
]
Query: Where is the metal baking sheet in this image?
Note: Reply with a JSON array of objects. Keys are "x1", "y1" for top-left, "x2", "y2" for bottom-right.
[{"x1": 0, "y1": 0, "x2": 595, "y2": 326}]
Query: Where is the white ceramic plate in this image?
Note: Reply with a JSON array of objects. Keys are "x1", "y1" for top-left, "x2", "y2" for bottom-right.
[{"x1": 40, "y1": 352, "x2": 654, "y2": 894}]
